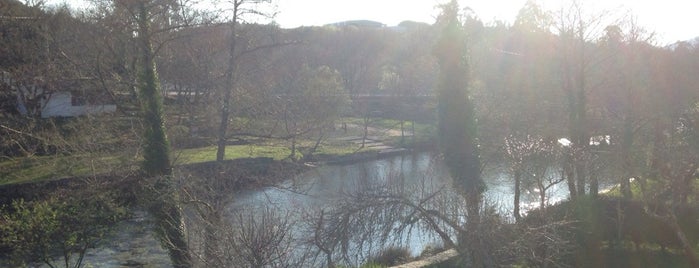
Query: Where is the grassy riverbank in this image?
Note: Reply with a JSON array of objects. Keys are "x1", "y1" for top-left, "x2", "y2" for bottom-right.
[{"x1": 0, "y1": 118, "x2": 435, "y2": 186}]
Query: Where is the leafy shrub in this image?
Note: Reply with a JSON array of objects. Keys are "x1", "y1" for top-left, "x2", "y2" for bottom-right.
[
  {"x1": 367, "y1": 246, "x2": 412, "y2": 267},
  {"x1": 0, "y1": 188, "x2": 128, "y2": 267}
]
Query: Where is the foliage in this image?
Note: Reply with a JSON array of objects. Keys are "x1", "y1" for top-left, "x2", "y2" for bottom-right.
[
  {"x1": 366, "y1": 246, "x2": 412, "y2": 267},
  {"x1": 137, "y1": 175, "x2": 190, "y2": 268},
  {"x1": 434, "y1": 2, "x2": 488, "y2": 266},
  {"x1": 132, "y1": 1, "x2": 172, "y2": 177},
  {"x1": 112, "y1": 1, "x2": 195, "y2": 267},
  {"x1": 294, "y1": 65, "x2": 350, "y2": 122},
  {"x1": 0, "y1": 189, "x2": 128, "y2": 268},
  {"x1": 522, "y1": 195, "x2": 699, "y2": 267},
  {"x1": 434, "y1": 0, "x2": 484, "y2": 196}
]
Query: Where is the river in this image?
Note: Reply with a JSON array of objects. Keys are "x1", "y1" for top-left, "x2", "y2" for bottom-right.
[{"x1": 79, "y1": 151, "x2": 574, "y2": 267}]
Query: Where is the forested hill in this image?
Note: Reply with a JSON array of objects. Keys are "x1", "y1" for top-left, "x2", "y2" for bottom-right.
[
  {"x1": 2, "y1": 0, "x2": 697, "y2": 123},
  {"x1": 2, "y1": 0, "x2": 698, "y2": 166}
]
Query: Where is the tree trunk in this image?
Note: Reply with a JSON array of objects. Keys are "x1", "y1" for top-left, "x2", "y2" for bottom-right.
[
  {"x1": 306, "y1": 128, "x2": 325, "y2": 160},
  {"x1": 540, "y1": 193, "x2": 546, "y2": 212},
  {"x1": 576, "y1": 162, "x2": 587, "y2": 196},
  {"x1": 216, "y1": 89, "x2": 231, "y2": 161},
  {"x1": 565, "y1": 162, "x2": 577, "y2": 200},
  {"x1": 325, "y1": 250, "x2": 334, "y2": 268},
  {"x1": 400, "y1": 120, "x2": 405, "y2": 145},
  {"x1": 361, "y1": 116, "x2": 369, "y2": 149},
  {"x1": 411, "y1": 119, "x2": 416, "y2": 144},
  {"x1": 575, "y1": 79, "x2": 591, "y2": 197},
  {"x1": 620, "y1": 116, "x2": 634, "y2": 198},
  {"x1": 513, "y1": 168, "x2": 522, "y2": 222},
  {"x1": 290, "y1": 134, "x2": 297, "y2": 159},
  {"x1": 667, "y1": 213, "x2": 699, "y2": 267},
  {"x1": 648, "y1": 209, "x2": 699, "y2": 267},
  {"x1": 464, "y1": 190, "x2": 489, "y2": 268},
  {"x1": 150, "y1": 193, "x2": 191, "y2": 268},
  {"x1": 216, "y1": 4, "x2": 240, "y2": 162},
  {"x1": 539, "y1": 183, "x2": 546, "y2": 210},
  {"x1": 589, "y1": 171, "x2": 598, "y2": 197}
]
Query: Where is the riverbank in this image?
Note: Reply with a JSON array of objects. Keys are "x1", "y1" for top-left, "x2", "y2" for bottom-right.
[
  {"x1": 0, "y1": 141, "x2": 434, "y2": 206},
  {"x1": 2, "y1": 149, "x2": 438, "y2": 267},
  {"x1": 0, "y1": 158, "x2": 301, "y2": 206}
]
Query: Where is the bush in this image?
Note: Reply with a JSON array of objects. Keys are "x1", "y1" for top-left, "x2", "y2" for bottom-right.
[
  {"x1": 419, "y1": 244, "x2": 445, "y2": 258},
  {"x1": 0, "y1": 187, "x2": 128, "y2": 267},
  {"x1": 367, "y1": 246, "x2": 412, "y2": 267}
]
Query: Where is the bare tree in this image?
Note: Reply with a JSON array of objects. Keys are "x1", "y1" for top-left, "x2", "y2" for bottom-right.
[
  {"x1": 505, "y1": 134, "x2": 562, "y2": 220},
  {"x1": 553, "y1": 0, "x2": 619, "y2": 198},
  {"x1": 294, "y1": 156, "x2": 577, "y2": 267},
  {"x1": 275, "y1": 65, "x2": 349, "y2": 160},
  {"x1": 179, "y1": 160, "x2": 313, "y2": 268},
  {"x1": 301, "y1": 176, "x2": 462, "y2": 267},
  {"x1": 215, "y1": 0, "x2": 278, "y2": 161},
  {"x1": 229, "y1": 208, "x2": 299, "y2": 267},
  {"x1": 503, "y1": 218, "x2": 576, "y2": 268}
]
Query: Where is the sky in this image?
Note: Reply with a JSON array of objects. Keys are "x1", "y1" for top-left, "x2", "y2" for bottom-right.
[
  {"x1": 273, "y1": 0, "x2": 699, "y2": 45},
  {"x1": 51, "y1": 0, "x2": 699, "y2": 46}
]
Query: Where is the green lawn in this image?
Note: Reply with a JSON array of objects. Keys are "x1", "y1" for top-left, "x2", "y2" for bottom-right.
[
  {"x1": 604, "y1": 177, "x2": 699, "y2": 204},
  {"x1": 0, "y1": 144, "x2": 291, "y2": 186},
  {"x1": 0, "y1": 153, "x2": 138, "y2": 185},
  {"x1": 173, "y1": 144, "x2": 292, "y2": 164},
  {"x1": 0, "y1": 142, "x2": 381, "y2": 186},
  {"x1": 0, "y1": 118, "x2": 436, "y2": 186}
]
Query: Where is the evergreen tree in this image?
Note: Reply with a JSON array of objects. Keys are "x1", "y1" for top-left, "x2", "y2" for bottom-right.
[
  {"x1": 136, "y1": 2, "x2": 171, "y2": 176},
  {"x1": 132, "y1": 2, "x2": 191, "y2": 267},
  {"x1": 434, "y1": 1, "x2": 487, "y2": 266},
  {"x1": 434, "y1": 0, "x2": 485, "y2": 212}
]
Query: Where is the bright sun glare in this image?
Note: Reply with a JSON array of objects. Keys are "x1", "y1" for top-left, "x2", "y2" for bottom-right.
[
  {"x1": 53, "y1": 0, "x2": 699, "y2": 45},
  {"x1": 274, "y1": 0, "x2": 698, "y2": 45}
]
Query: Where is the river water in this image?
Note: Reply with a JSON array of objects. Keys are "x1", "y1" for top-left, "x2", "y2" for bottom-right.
[{"x1": 79, "y1": 151, "x2": 573, "y2": 267}]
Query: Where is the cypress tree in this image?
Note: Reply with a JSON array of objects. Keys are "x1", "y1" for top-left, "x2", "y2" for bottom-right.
[
  {"x1": 136, "y1": 3, "x2": 171, "y2": 176},
  {"x1": 434, "y1": 1, "x2": 487, "y2": 266},
  {"x1": 434, "y1": 0, "x2": 485, "y2": 213},
  {"x1": 134, "y1": 2, "x2": 190, "y2": 267}
]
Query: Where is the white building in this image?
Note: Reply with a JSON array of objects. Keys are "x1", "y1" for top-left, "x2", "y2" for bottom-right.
[
  {"x1": 30, "y1": 91, "x2": 116, "y2": 118},
  {"x1": 3, "y1": 71, "x2": 116, "y2": 118}
]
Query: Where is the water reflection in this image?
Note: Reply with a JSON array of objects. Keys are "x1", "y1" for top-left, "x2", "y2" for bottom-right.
[
  {"x1": 88, "y1": 151, "x2": 576, "y2": 267},
  {"x1": 226, "y1": 152, "x2": 572, "y2": 265},
  {"x1": 233, "y1": 152, "x2": 569, "y2": 222}
]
